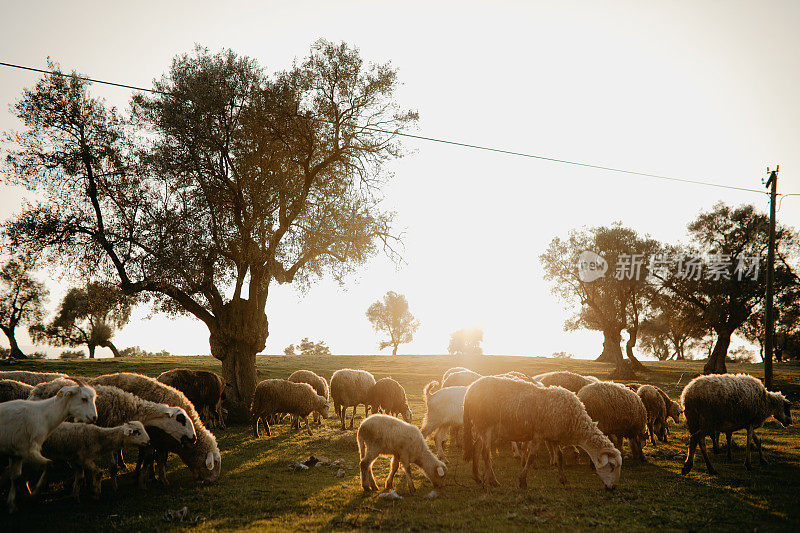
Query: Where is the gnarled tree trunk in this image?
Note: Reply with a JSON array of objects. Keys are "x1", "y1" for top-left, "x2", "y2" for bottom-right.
[
  {"x1": 209, "y1": 298, "x2": 269, "y2": 422},
  {"x1": 0, "y1": 325, "x2": 26, "y2": 359},
  {"x1": 596, "y1": 328, "x2": 623, "y2": 365},
  {"x1": 88, "y1": 343, "x2": 96, "y2": 359},
  {"x1": 704, "y1": 328, "x2": 731, "y2": 374},
  {"x1": 625, "y1": 326, "x2": 646, "y2": 371},
  {"x1": 101, "y1": 340, "x2": 121, "y2": 358}
]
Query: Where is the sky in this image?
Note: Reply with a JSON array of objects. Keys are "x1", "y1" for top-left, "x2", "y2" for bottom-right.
[{"x1": 1, "y1": 0, "x2": 798, "y2": 358}]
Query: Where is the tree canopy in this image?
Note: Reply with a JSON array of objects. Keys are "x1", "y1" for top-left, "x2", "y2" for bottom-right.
[
  {"x1": 448, "y1": 326, "x2": 483, "y2": 356},
  {"x1": 0, "y1": 253, "x2": 48, "y2": 359},
  {"x1": 365, "y1": 291, "x2": 420, "y2": 355}
]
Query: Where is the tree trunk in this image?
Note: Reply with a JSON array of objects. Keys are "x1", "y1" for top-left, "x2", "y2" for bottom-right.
[
  {"x1": 0, "y1": 325, "x2": 26, "y2": 359},
  {"x1": 704, "y1": 329, "x2": 731, "y2": 374},
  {"x1": 88, "y1": 344, "x2": 96, "y2": 359},
  {"x1": 102, "y1": 340, "x2": 121, "y2": 358},
  {"x1": 209, "y1": 298, "x2": 268, "y2": 422},
  {"x1": 625, "y1": 327, "x2": 646, "y2": 371},
  {"x1": 392, "y1": 344, "x2": 398, "y2": 356},
  {"x1": 596, "y1": 328, "x2": 623, "y2": 365}
]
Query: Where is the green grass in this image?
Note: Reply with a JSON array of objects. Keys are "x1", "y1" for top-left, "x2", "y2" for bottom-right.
[{"x1": 2, "y1": 355, "x2": 800, "y2": 531}]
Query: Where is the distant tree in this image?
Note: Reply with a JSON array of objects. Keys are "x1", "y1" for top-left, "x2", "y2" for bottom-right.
[
  {"x1": 297, "y1": 338, "x2": 331, "y2": 355},
  {"x1": 3, "y1": 43, "x2": 416, "y2": 411},
  {"x1": 365, "y1": 291, "x2": 420, "y2": 355},
  {"x1": 551, "y1": 351, "x2": 574, "y2": 359},
  {"x1": 640, "y1": 291, "x2": 706, "y2": 361},
  {"x1": 118, "y1": 346, "x2": 171, "y2": 357},
  {"x1": 540, "y1": 224, "x2": 660, "y2": 377},
  {"x1": 59, "y1": 349, "x2": 86, "y2": 360},
  {"x1": 0, "y1": 253, "x2": 48, "y2": 359},
  {"x1": 448, "y1": 327, "x2": 483, "y2": 356},
  {"x1": 658, "y1": 203, "x2": 798, "y2": 374},
  {"x1": 30, "y1": 282, "x2": 133, "y2": 358},
  {"x1": 283, "y1": 344, "x2": 296, "y2": 356}
]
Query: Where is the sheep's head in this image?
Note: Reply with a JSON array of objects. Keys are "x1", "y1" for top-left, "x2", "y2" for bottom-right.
[
  {"x1": 771, "y1": 392, "x2": 792, "y2": 427},
  {"x1": 122, "y1": 421, "x2": 150, "y2": 446},
  {"x1": 592, "y1": 448, "x2": 622, "y2": 490},
  {"x1": 427, "y1": 458, "x2": 447, "y2": 488},
  {"x1": 59, "y1": 384, "x2": 98, "y2": 424},
  {"x1": 402, "y1": 405, "x2": 413, "y2": 423},
  {"x1": 148, "y1": 406, "x2": 197, "y2": 445},
  {"x1": 180, "y1": 443, "x2": 222, "y2": 484},
  {"x1": 316, "y1": 397, "x2": 330, "y2": 420}
]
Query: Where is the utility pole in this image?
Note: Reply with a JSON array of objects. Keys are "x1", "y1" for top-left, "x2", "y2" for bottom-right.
[{"x1": 764, "y1": 166, "x2": 778, "y2": 390}]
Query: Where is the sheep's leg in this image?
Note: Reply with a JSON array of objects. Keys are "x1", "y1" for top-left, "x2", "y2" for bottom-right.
[
  {"x1": 483, "y1": 428, "x2": 500, "y2": 487},
  {"x1": 290, "y1": 415, "x2": 298, "y2": 430},
  {"x1": 555, "y1": 443, "x2": 568, "y2": 485},
  {"x1": 28, "y1": 450, "x2": 51, "y2": 499},
  {"x1": 304, "y1": 416, "x2": 312, "y2": 436},
  {"x1": 360, "y1": 450, "x2": 379, "y2": 491},
  {"x1": 518, "y1": 441, "x2": 539, "y2": 488},
  {"x1": 633, "y1": 436, "x2": 647, "y2": 462},
  {"x1": 401, "y1": 456, "x2": 416, "y2": 493},
  {"x1": 7, "y1": 458, "x2": 23, "y2": 513},
  {"x1": 434, "y1": 429, "x2": 447, "y2": 462},
  {"x1": 386, "y1": 455, "x2": 400, "y2": 490},
  {"x1": 471, "y1": 436, "x2": 483, "y2": 484},
  {"x1": 349, "y1": 406, "x2": 356, "y2": 429},
  {"x1": 698, "y1": 436, "x2": 717, "y2": 475},
  {"x1": 682, "y1": 434, "x2": 700, "y2": 475},
  {"x1": 70, "y1": 466, "x2": 84, "y2": 502},
  {"x1": 752, "y1": 432, "x2": 768, "y2": 464},
  {"x1": 155, "y1": 449, "x2": 169, "y2": 485},
  {"x1": 726, "y1": 432, "x2": 733, "y2": 461},
  {"x1": 87, "y1": 461, "x2": 102, "y2": 499},
  {"x1": 648, "y1": 421, "x2": 656, "y2": 445},
  {"x1": 450, "y1": 426, "x2": 461, "y2": 447},
  {"x1": 745, "y1": 426, "x2": 753, "y2": 471},
  {"x1": 137, "y1": 448, "x2": 155, "y2": 489}
]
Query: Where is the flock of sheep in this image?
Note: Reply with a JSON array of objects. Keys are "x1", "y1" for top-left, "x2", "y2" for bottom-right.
[{"x1": 0, "y1": 363, "x2": 793, "y2": 514}]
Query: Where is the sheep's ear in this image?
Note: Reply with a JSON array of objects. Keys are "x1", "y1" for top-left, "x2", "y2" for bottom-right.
[
  {"x1": 205, "y1": 452, "x2": 215, "y2": 470},
  {"x1": 437, "y1": 466, "x2": 445, "y2": 477},
  {"x1": 598, "y1": 453, "x2": 609, "y2": 468},
  {"x1": 124, "y1": 425, "x2": 133, "y2": 436}
]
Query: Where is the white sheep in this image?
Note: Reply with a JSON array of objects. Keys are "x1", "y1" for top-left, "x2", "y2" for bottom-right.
[
  {"x1": 419, "y1": 380, "x2": 468, "y2": 461},
  {"x1": 0, "y1": 370, "x2": 69, "y2": 386},
  {"x1": 441, "y1": 366, "x2": 472, "y2": 382},
  {"x1": 40, "y1": 421, "x2": 150, "y2": 501},
  {"x1": 357, "y1": 413, "x2": 447, "y2": 493},
  {"x1": 0, "y1": 382, "x2": 97, "y2": 512},
  {"x1": 330, "y1": 369, "x2": 376, "y2": 429},
  {"x1": 441, "y1": 370, "x2": 482, "y2": 388},
  {"x1": 681, "y1": 373, "x2": 792, "y2": 475}
]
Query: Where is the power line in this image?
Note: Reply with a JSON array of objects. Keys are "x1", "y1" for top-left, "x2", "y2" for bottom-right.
[{"x1": 0, "y1": 60, "x2": 795, "y2": 197}]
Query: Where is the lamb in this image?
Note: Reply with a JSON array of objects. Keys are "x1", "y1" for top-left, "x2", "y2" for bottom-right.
[
  {"x1": 462, "y1": 376, "x2": 621, "y2": 490},
  {"x1": 90, "y1": 372, "x2": 221, "y2": 487},
  {"x1": 288, "y1": 369, "x2": 329, "y2": 425},
  {"x1": 419, "y1": 380, "x2": 468, "y2": 460},
  {"x1": 680, "y1": 373, "x2": 792, "y2": 475},
  {"x1": 637, "y1": 385, "x2": 667, "y2": 445},
  {"x1": 0, "y1": 370, "x2": 68, "y2": 386},
  {"x1": 330, "y1": 369, "x2": 376, "y2": 429},
  {"x1": 157, "y1": 369, "x2": 228, "y2": 429},
  {"x1": 40, "y1": 421, "x2": 150, "y2": 501},
  {"x1": 577, "y1": 381, "x2": 648, "y2": 462},
  {"x1": 357, "y1": 413, "x2": 448, "y2": 493},
  {"x1": 0, "y1": 381, "x2": 97, "y2": 512},
  {"x1": 29, "y1": 377, "x2": 197, "y2": 489},
  {"x1": 441, "y1": 369, "x2": 482, "y2": 388},
  {"x1": 0, "y1": 379, "x2": 33, "y2": 402},
  {"x1": 365, "y1": 377, "x2": 412, "y2": 422},
  {"x1": 626, "y1": 383, "x2": 682, "y2": 441},
  {"x1": 251, "y1": 379, "x2": 329, "y2": 437},
  {"x1": 532, "y1": 371, "x2": 599, "y2": 393}
]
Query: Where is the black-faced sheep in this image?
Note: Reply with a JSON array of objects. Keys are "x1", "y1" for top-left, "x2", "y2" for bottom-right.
[
  {"x1": 441, "y1": 370, "x2": 482, "y2": 388},
  {"x1": 463, "y1": 376, "x2": 622, "y2": 490},
  {"x1": 330, "y1": 369, "x2": 376, "y2": 429},
  {"x1": 532, "y1": 371, "x2": 599, "y2": 393},
  {"x1": 288, "y1": 369, "x2": 329, "y2": 425},
  {"x1": 680, "y1": 373, "x2": 792, "y2": 475},
  {"x1": 250, "y1": 379, "x2": 329, "y2": 437},
  {"x1": 577, "y1": 381, "x2": 648, "y2": 462},
  {"x1": 357, "y1": 413, "x2": 447, "y2": 493},
  {"x1": 157, "y1": 368, "x2": 228, "y2": 429},
  {"x1": 420, "y1": 380, "x2": 467, "y2": 461},
  {"x1": 41, "y1": 421, "x2": 150, "y2": 501},
  {"x1": 90, "y1": 372, "x2": 221, "y2": 486},
  {"x1": 0, "y1": 379, "x2": 33, "y2": 402},
  {"x1": 365, "y1": 377, "x2": 412, "y2": 422}
]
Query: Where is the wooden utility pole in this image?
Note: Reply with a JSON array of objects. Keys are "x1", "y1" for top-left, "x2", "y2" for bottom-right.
[{"x1": 764, "y1": 166, "x2": 778, "y2": 390}]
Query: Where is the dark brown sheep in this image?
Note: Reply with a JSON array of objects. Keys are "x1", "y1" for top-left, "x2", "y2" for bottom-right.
[
  {"x1": 157, "y1": 369, "x2": 228, "y2": 429},
  {"x1": 365, "y1": 377, "x2": 412, "y2": 422}
]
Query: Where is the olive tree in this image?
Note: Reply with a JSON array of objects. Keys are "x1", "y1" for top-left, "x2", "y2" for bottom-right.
[
  {"x1": 3, "y1": 41, "x2": 416, "y2": 414},
  {"x1": 0, "y1": 253, "x2": 48, "y2": 359},
  {"x1": 365, "y1": 291, "x2": 420, "y2": 355}
]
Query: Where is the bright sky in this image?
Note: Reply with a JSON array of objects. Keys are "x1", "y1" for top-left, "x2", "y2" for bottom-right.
[{"x1": 1, "y1": 1, "x2": 799, "y2": 358}]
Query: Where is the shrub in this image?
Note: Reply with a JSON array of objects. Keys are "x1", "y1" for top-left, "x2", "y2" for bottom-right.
[
  {"x1": 552, "y1": 351, "x2": 574, "y2": 359},
  {"x1": 60, "y1": 349, "x2": 86, "y2": 359}
]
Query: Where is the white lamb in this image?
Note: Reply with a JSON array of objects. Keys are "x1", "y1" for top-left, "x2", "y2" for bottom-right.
[
  {"x1": 419, "y1": 380, "x2": 468, "y2": 461},
  {"x1": 0, "y1": 382, "x2": 97, "y2": 512}
]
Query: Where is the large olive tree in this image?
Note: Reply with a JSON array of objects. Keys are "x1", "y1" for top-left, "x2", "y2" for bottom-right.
[
  {"x1": 3, "y1": 41, "x2": 416, "y2": 415},
  {"x1": 0, "y1": 253, "x2": 48, "y2": 359}
]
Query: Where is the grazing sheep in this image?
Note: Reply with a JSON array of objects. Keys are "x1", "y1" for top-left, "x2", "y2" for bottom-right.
[
  {"x1": 532, "y1": 371, "x2": 599, "y2": 393},
  {"x1": 442, "y1": 370, "x2": 482, "y2": 388},
  {"x1": 442, "y1": 366, "x2": 472, "y2": 383},
  {"x1": 288, "y1": 369, "x2": 329, "y2": 425},
  {"x1": 0, "y1": 370, "x2": 68, "y2": 386},
  {"x1": 357, "y1": 413, "x2": 447, "y2": 493},
  {"x1": 41, "y1": 421, "x2": 150, "y2": 501},
  {"x1": 330, "y1": 369, "x2": 376, "y2": 429},
  {"x1": 637, "y1": 385, "x2": 667, "y2": 445},
  {"x1": 626, "y1": 383, "x2": 682, "y2": 441},
  {"x1": 157, "y1": 369, "x2": 228, "y2": 429},
  {"x1": 680, "y1": 374, "x2": 792, "y2": 475},
  {"x1": 0, "y1": 381, "x2": 97, "y2": 512},
  {"x1": 463, "y1": 376, "x2": 622, "y2": 490},
  {"x1": 29, "y1": 377, "x2": 197, "y2": 489},
  {"x1": 0, "y1": 379, "x2": 33, "y2": 403},
  {"x1": 251, "y1": 379, "x2": 329, "y2": 437},
  {"x1": 90, "y1": 373, "x2": 221, "y2": 487},
  {"x1": 419, "y1": 380, "x2": 467, "y2": 461},
  {"x1": 577, "y1": 381, "x2": 648, "y2": 462},
  {"x1": 365, "y1": 377, "x2": 412, "y2": 422}
]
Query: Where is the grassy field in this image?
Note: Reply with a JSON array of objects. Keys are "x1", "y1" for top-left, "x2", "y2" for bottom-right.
[{"x1": 1, "y1": 355, "x2": 799, "y2": 532}]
